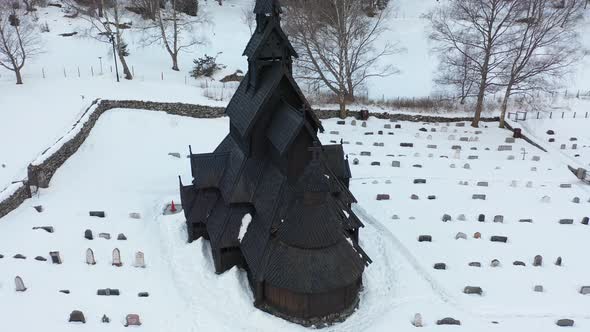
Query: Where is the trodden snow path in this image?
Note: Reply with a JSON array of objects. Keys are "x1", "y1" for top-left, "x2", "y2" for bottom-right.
[{"x1": 1, "y1": 110, "x2": 590, "y2": 331}]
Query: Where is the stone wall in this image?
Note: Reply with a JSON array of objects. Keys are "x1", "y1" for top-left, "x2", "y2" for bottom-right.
[
  {"x1": 0, "y1": 99, "x2": 510, "y2": 219},
  {"x1": 0, "y1": 183, "x2": 31, "y2": 219}
]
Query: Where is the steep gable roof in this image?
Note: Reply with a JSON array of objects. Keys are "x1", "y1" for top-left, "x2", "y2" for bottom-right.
[
  {"x1": 267, "y1": 101, "x2": 305, "y2": 155},
  {"x1": 243, "y1": 19, "x2": 297, "y2": 59},
  {"x1": 254, "y1": 0, "x2": 281, "y2": 14}
]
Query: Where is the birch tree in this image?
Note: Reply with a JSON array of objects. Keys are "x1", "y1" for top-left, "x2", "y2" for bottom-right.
[
  {"x1": 0, "y1": 3, "x2": 41, "y2": 84},
  {"x1": 284, "y1": 0, "x2": 399, "y2": 118}
]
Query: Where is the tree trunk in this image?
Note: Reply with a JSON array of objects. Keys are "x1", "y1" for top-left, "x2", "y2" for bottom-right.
[
  {"x1": 15, "y1": 67, "x2": 23, "y2": 85},
  {"x1": 472, "y1": 57, "x2": 490, "y2": 128},
  {"x1": 171, "y1": 53, "x2": 179, "y2": 71},
  {"x1": 499, "y1": 84, "x2": 513, "y2": 129},
  {"x1": 118, "y1": 52, "x2": 133, "y2": 80},
  {"x1": 339, "y1": 96, "x2": 347, "y2": 119}
]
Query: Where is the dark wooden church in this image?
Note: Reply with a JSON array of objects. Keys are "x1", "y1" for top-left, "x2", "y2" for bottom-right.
[{"x1": 179, "y1": 0, "x2": 371, "y2": 325}]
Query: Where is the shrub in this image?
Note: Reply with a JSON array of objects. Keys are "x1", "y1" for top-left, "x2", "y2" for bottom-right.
[{"x1": 190, "y1": 54, "x2": 226, "y2": 79}]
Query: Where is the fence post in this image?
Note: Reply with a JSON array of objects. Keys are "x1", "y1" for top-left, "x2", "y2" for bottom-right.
[
  {"x1": 91, "y1": 66, "x2": 94, "y2": 77},
  {"x1": 161, "y1": 72, "x2": 163, "y2": 80},
  {"x1": 586, "y1": 112, "x2": 588, "y2": 119},
  {"x1": 63, "y1": 68, "x2": 67, "y2": 78},
  {"x1": 42, "y1": 68, "x2": 45, "y2": 79},
  {"x1": 77, "y1": 66, "x2": 80, "y2": 78},
  {"x1": 574, "y1": 112, "x2": 576, "y2": 119},
  {"x1": 537, "y1": 112, "x2": 540, "y2": 119},
  {"x1": 562, "y1": 112, "x2": 564, "y2": 119},
  {"x1": 132, "y1": 66, "x2": 135, "y2": 76},
  {"x1": 550, "y1": 112, "x2": 552, "y2": 119}
]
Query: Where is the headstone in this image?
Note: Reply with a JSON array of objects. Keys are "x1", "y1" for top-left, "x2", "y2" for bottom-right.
[
  {"x1": 507, "y1": 155, "x2": 515, "y2": 160},
  {"x1": 473, "y1": 232, "x2": 481, "y2": 239},
  {"x1": 505, "y1": 137, "x2": 515, "y2": 143},
  {"x1": 464, "y1": 163, "x2": 471, "y2": 170},
  {"x1": 414, "y1": 179, "x2": 427, "y2": 184},
  {"x1": 437, "y1": 317, "x2": 461, "y2": 325},
  {"x1": 97, "y1": 288, "x2": 120, "y2": 296},
  {"x1": 533, "y1": 255, "x2": 543, "y2": 266},
  {"x1": 353, "y1": 158, "x2": 359, "y2": 165},
  {"x1": 472, "y1": 194, "x2": 486, "y2": 200},
  {"x1": 478, "y1": 214, "x2": 485, "y2": 222},
  {"x1": 351, "y1": 120, "x2": 357, "y2": 126},
  {"x1": 456, "y1": 122, "x2": 465, "y2": 127},
  {"x1": 138, "y1": 292, "x2": 149, "y2": 297},
  {"x1": 125, "y1": 314, "x2": 142, "y2": 327},
  {"x1": 452, "y1": 145, "x2": 462, "y2": 151},
  {"x1": 89, "y1": 211, "x2": 105, "y2": 218},
  {"x1": 13, "y1": 254, "x2": 26, "y2": 259},
  {"x1": 413, "y1": 164, "x2": 422, "y2": 168},
  {"x1": 412, "y1": 313, "x2": 423, "y2": 327},
  {"x1": 457, "y1": 214, "x2": 466, "y2": 221},
  {"x1": 547, "y1": 130, "x2": 555, "y2": 135},
  {"x1": 560, "y1": 184, "x2": 572, "y2": 188},
  {"x1": 33, "y1": 205, "x2": 43, "y2": 213},
  {"x1": 433, "y1": 263, "x2": 446, "y2": 270},
  {"x1": 99, "y1": 233, "x2": 111, "y2": 240},
  {"x1": 519, "y1": 218, "x2": 533, "y2": 223},
  {"x1": 572, "y1": 144, "x2": 578, "y2": 150},
  {"x1": 455, "y1": 232, "x2": 467, "y2": 240},
  {"x1": 513, "y1": 261, "x2": 526, "y2": 266},
  {"x1": 84, "y1": 229, "x2": 93, "y2": 240},
  {"x1": 168, "y1": 152, "x2": 181, "y2": 158},
  {"x1": 361, "y1": 121, "x2": 367, "y2": 128},
  {"x1": 134, "y1": 251, "x2": 146, "y2": 268},
  {"x1": 493, "y1": 215, "x2": 504, "y2": 223},
  {"x1": 469, "y1": 262, "x2": 481, "y2": 267},
  {"x1": 526, "y1": 181, "x2": 533, "y2": 188},
  {"x1": 384, "y1": 124, "x2": 391, "y2": 129},
  {"x1": 102, "y1": 315, "x2": 110, "y2": 323},
  {"x1": 534, "y1": 285, "x2": 544, "y2": 292},
  {"x1": 414, "y1": 152, "x2": 421, "y2": 158},
  {"x1": 360, "y1": 151, "x2": 371, "y2": 156},
  {"x1": 371, "y1": 162, "x2": 381, "y2": 166},
  {"x1": 86, "y1": 248, "x2": 96, "y2": 265},
  {"x1": 491, "y1": 236, "x2": 508, "y2": 243},
  {"x1": 580, "y1": 286, "x2": 590, "y2": 295},
  {"x1": 400, "y1": 143, "x2": 414, "y2": 148},
  {"x1": 510, "y1": 180, "x2": 518, "y2": 187},
  {"x1": 395, "y1": 124, "x2": 401, "y2": 129},
  {"x1": 464, "y1": 286, "x2": 483, "y2": 295},
  {"x1": 428, "y1": 195, "x2": 436, "y2": 200},
  {"x1": 531, "y1": 167, "x2": 537, "y2": 171},
  {"x1": 477, "y1": 181, "x2": 488, "y2": 187},
  {"x1": 532, "y1": 156, "x2": 540, "y2": 161},
  {"x1": 418, "y1": 235, "x2": 432, "y2": 242},
  {"x1": 60, "y1": 290, "x2": 70, "y2": 294},
  {"x1": 391, "y1": 160, "x2": 400, "y2": 167},
  {"x1": 491, "y1": 259, "x2": 501, "y2": 267},
  {"x1": 442, "y1": 214, "x2": 452, "y2": 222},
  {"x1": 561, "y1": 144, "x2": 566, "y2": 150},
  {"x1": 559, "y1": 219, "x2": 574, "y2": 225},
  {"x1": 117, "y1": 233, "x2": 127, "y2": 240},
  {"x1": 15, "y1": 276, "x2": 26, "y2": 292},
  {"x1": 450, "y1": 163, "x2": 456, "y2": 168},
  {"x1": 498, "y1": 145, "x2": 512, "y2": 151},
  {"x1": 572, "y1": 197, "x2": 580, "y2": 204},
  {"x1": 112, "y1": 248, "x2": 122, "y2": 267},
  {"x1": 427, "y1": 144, "x2": 437, "y2": 149},
  {"x1": 50, "y1": 251, "x2": 62, "y2": 264},
  {"x1": 391, "y1": 215, "x2": 399, "y2": 220},
  {"x1": 376, "y1": 194, "x2": 390, "y2": 201},
  {"x1": 69, "y1": 311, "x2": 86, "y2": 324},
  {"x1": 555, "y1": 256, "x2": 562, "y2": 266},
  {"x1": 582, "y1": 217, "x2": 589, "y2": 225},
  {"x1": 556, "y1": 319, "x2": 574, "y2": 327},
  {"x1": 541, "y1": 196, "x2": 551, "y2": 203},
  {"x1": 32, "y1": 226, "x2": 53, "y2": 233},
  {"x1": 468, "y1": 155, "x2": 478, "y2": 160},
  {"x1": 549, "y1": 138, "x2": 555, "y2": 142}
]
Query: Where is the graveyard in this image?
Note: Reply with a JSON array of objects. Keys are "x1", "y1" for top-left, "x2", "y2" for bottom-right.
[{"x1": 0, "y1": 106, "x2": 589, "y2": 330}]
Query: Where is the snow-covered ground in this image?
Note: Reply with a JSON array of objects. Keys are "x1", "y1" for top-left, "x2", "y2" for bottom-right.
[{"x1": 1, "y1": 109, "x2": 589, "y2": 331}]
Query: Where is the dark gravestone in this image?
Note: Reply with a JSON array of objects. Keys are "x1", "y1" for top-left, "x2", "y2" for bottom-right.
[
  {"x1": 428, "y1": 195, "x2": 436, "y2": 200},
  {"x1": 395, "y1": 124, "x2": 401, "y2": 129},
  {"x1": 519, "y1": 219, "x2": 533, "y2": 223},
  {"x1": 34, "y1": 205, "x2": 44, "y2": 213},
  {"x1": 60, "y1": 290, "x2": 70, "y2": 294},
  {"x1": 376, "y1": 194, "x2": 390, "y2": 201},
  {"x1": 371, "y1": 162, "x2": 381, "y2": 166},
  {"x1": 138, "y1": 292, "x2": 149, "y2": 297},
  {"x1": 580, "y1": 286, "x2": 590, "y2": 295},
  {"x1": 50, "y1": 251, "x2": 62, "y2": 264},
  {"x1": 125, "y1": 314, "x2": 142, "y2": 327},
  {"x1": 442, "y1": 214, "x2": 452, "y2": 222},
  {"x1": 414, "y1": 179, "x2": 427, "y2": 184},
  {"x1": 97, "y1": 288, "x2": 120, "y2": 296},
  {"x1": 491, "y1": 236, "x2": 508, "y2": 243},
  {"x1": 360, "y1": 151, "x2": 371, "y2": 156},
  {"x1": 549, "y1": 138, "x2": 555, "y2": 142},
  {"x1": 84, "y1": 229, "x2": 93, "y2": 240},
  {"x1": 547, "y1": 130, "x2": 555, "y2": 135},
  {"x1": 555, "y1": 257, "x2": 562, "y2": 266},
  {"x1": 411, "y1": 194, "x2": 419, "y2": 200},
  {"x1": 494, "y1": 215, "x2": 504, "y2": 223},
  {"x1": 559, "y1": 219, "x2": 574, "y2": 225},
  {"x1": 468, "y1": 262, "x2": 481, "y2": 267},
  {"x1": 117, "y1": 233, "x2": 127, "y2": 241},
  {"x1": 582, "y1": 217, "x2": 589, "y2": 225},
  {"x1": 89, "y1": 211, "x2": 106, "y2": 218},
  {"x1": 418, "y1": 235, "x2": 432, "y2": 242},
  {"x1": 464, "y1": 286, "x2": 483, "y2": 295},
  {"x1": 337, "y1": 120, "x2": 345, "y2": 125},
  {"x1": 419, "y1": 128, "x2": 428, "y2": 132},
  {"x1": 433, "y1": 263, "x2": 446, "y2": 270},
  {"x1": 472, "y1": 194, "x2": 486, "y2": 200},
  {"x1": 400, "y1": 143, "x2": 414, "y2": 148},
  {"x1": 102, "y1": 315, "x2": 110, "y2": 323},
  {"x1": 556, "y1": 319, "x2": 574, "y2": 327},
  {"x1": 513, "y1": 261, "x2": 526, "y2": 266},
  {"x1": 0, "y1": 254, "x2": 3, "y2": 259},
  {"x1": 491, "y1": 259, "x2": 501, "y2": 267},
  {"x1": 68, "y1": 310, "x2": 86, "y2": 324},
  {"x1": 478, "y1": 214, "x2": 485, "y2": 222},
  {"x1": 513, "y1": 128, "x2": 522, "y2": 138},
  {"x1": 533, "y1": 255, "x2": 543, "y2": 266},
  {"x1": 437, "y1": 317, "x2": 461, "y2": 325},
  {"x1": 32, "y1": 226, "x2": 54, "y2": 233},
  {"x1": 13, "y1": 254, "x2": 26, "y2": 259},
  {"x1": 35, "y1": 256, "x2": 47, "y2": 261}
]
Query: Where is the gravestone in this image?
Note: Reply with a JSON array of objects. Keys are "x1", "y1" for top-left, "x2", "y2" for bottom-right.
[
  {"x1": 117, "y1": 233, "x2": 127, "y2": 240},
  {"x1": 477, "y1": 182, "x2": 488, "y2": 187},
  {"x1": 442, "y1": 214, "x2": 452, "y2": 222},
  {"x1": 353, "y1": 158, "x2": 359, "y2": 165},
  {"x1": 457, "y1": 214, "x2": 466, "y2": 221},
  {"x1": 50, "y1": 251, "x2": 62, "y2": 264},
  {"x1": 371, "y1": 162, "x2": 381, "y2": 166},
  {"x1": 360, "y1": 151, "x2": 371, "y2": 156},
  {"x1": 505, "y1": 137, "x2": 515, "y2": 143},
  {"x1": 519, "y1": 219, "x2": 533, "y2": 223},
  {"x1": 391, "y1": 161, "x2": 400, "y2": 167},
  {"x1": 69, "y1": 311, "x2": 86, "y2": 324},
  {"x1": 469, "y1": 262, "x2": 481, "y2": 267},
  {"x1": 526, "y1": 181, "x2": 533, "y2": 188},
  {"x1": 547, "y1": 130, "x2": 555, "y2": 135},
  {"x1": 410, "y1": 194, "x2": 419, "y2": 200},
  {"x1": 102, "y1": 315, "x2": 110, "y2": 323},
  {"x1": 532, "y1": 156, "x2": 540, "y2": 162},
  {"x1": 491, "y1": 259, "x2": 501, "y2": 267},
  {"x1": 428, "y1": 195, "x2": 436, "y2": 200},
  {"x1": 391, "y1": 215, "x2": 399, "y2": 220},
  {"x1": 561, "y1": 144, "x2": 566, "y2": 150},
  {"x1": 572, "y1": 197, "x2": 580, "y2": 204},
  {"x1": 493, "y1": 215, "x2": 504, "y2": 223},
  {"x1": 464, "y1": 163, "x2": 471, "y2": 170},
  {"x1": 84, "y1": 229, "x2": 93, "y2": 240},
  {"x1": 125, "y1": 314, "x2": 142, "y2": 327},
  {"x1": 560, "y1": 184, "x2": 572, "y2": 188},
  {"x1": 35, "y1": 256, "x2": 47, "y2": 261},
  {"x1": 534, "y1": 285, "x2": 544, "y2": 293},
  {"x1": 559, "y1": 219, "x2": 574, "y2": 225},
  {"x1": 448, "y1": 135, "x2": 456, "y2": 140},
  {"x1": 478, "y1": 214, "x2": 485, "y2": 222},
  {"x1": 473, "y1": 232, "x2": 481, "y2": 239},
  {"x1": 491, "y1": 236, "x2": 508, "y2": 243},
  {"x1": 455, "y1": 232, "x2": 467, "y2": 240},
  {"x1": 97, "y1": 288, "x2": 120, "y2": 296},
  {"x1": 400, "y1": 143, "x2": 414, "y2": 147},
  {"x1": 89, "y1": 211, "x2": 105, "y2": 218},
  {"x1": 555, "y1": 256, "x2": 562, "y2": 266},
  {"x1": 418, "y1": 235, "x2": 432, "y2": 242},
  {"x1": 15, "y1": 276, "x2": 26, "y2": 292},
  {"x1": 32, "y1": 226, "x2": 54, "y2": 233},
  {"x1": 437, "y1": 317, "x2": 461, "y2": 325},
  {"x1": 450, "y1": 164, "x2": 456, "y2": 168},
  {"x1": 329, "y1": 131, "x2": 339, "y2": 135},
  {"x1": 510, "y1": 180, "x2": 518, "y2": 187},
  {"x1": 414, "y1": 179, "x2": 427, "y2": 184},
  {"x1": 541, "y1": 196, "x2": 551, "y2": 203},
  {"x1": 556, "y1": 319, "x2": 574, "y2": 327},
  {"x1": 168, "y1": 152, "x2": 181, "y2": 158},
  {"x1": 376, "y1": 194, "x2": 390, "y2": 201},
  {"x1": 513, "y1": 261, "x2": 526, "y2": 266},
  {"x1": 582, "y1": 217, "x2": 589, "y2": 225},
  {"x1": 452, "y1": 145, "x2": 461, "y2": 150},
  {"x1": 468, "y1": 155, "x2": 478, "y2": 160},
  {"x1": 580, "y1": 286, "x2": 590, "y2": 295},
  {"x1": 428, "y1": 144, "x2": 437, "y2": 149},
  {"x1": 337, "y1": 120, "x2": 345, "y2": 125},
  {"x1": 414, "y1": 152, "x2": 421, "y2": 158},
  {"x1": 86, "y1": 248, "x2": 96, "y2": 265},
  {"x1": 412, "y1": 313, "x2": 423, "y2": 327},
  {"x1": 498, "y1": 145, "x2": 512, "y2": 151},
  {"x1": 433, "y1": 263, "x2": 446, "y2": 270},
  {"x1": 464, "y1": 286, "x2": 483, "y2": 295},
  {"x1": 99, "y1": 233, "x2": 111, "y2": 240},
  {"x1": 384, "y1": 124, "x2": 391, "y2": 129},
  {"x1": 472, "y1": 194, "x2": 486, "y2": 200},
  {"x1": 507, "y1": 155, "x2": 515, "y2": 160},
  {"x1": 138, "y1": 292, "x2": 149, "y2": 297},
  {"x1": 533, "y1": 255, "x2": 543, "y2": 266},
  {"x1": 395, "y1": 124, "x2": 401, "y2": 129},
  {"x1": 13, "y1": 254, "x2": 26, "y2": 259},
  {"x1": 351, "y1": 120, "x2": 357, "y2": 126},
  {"x1": 134, "y1": 252, "x2": 146, "y2": 268},
  {"x1": 112, "y1": 248, "x2": 122, "y2": 267},
  {"x1": 361, "y1": 121, "x2": 367, "y2": 128}
]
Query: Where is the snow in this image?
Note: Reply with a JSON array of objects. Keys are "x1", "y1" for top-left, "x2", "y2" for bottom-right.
[
  {"x1": 238, "y1": 213, "x2": 252, "y2": 242},
  {"x1": 0, "y1": 109, "x2": 589, "y2": 331}
]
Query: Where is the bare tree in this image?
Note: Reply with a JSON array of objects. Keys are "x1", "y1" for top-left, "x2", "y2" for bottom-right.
[
  {"x1": 139, "y1": 0, "x2": 206, "y2": 71},
  {"x1": 284, "y1": 0, "x2": 399, "y2": 118},
  {"x1": 435, "y1": 45, "x2": 480, "y2": 105},
  {"x1": 498, "y1": 0, "x2": 584, "y2": 127},
  {"x1": 0, "y1": 3, "x2": 41, "y2": 84},
  {"x1": 66, "y1": 0, "x2": 133, "y2": 79},
  {"x1": 241, "y1": 0, "x2": 255, "y2": 35},
  {"x1": 428, "y1": 0, "x2": 522, "y2": 127}
]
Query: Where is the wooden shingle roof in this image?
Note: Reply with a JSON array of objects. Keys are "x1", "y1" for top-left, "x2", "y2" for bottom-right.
[
  {"x1": 253, "y1": 0, "x2": 281, "y2": 15},
  {"x1": 267, "y1": 101, "x2": 305, "y2": 155}
]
